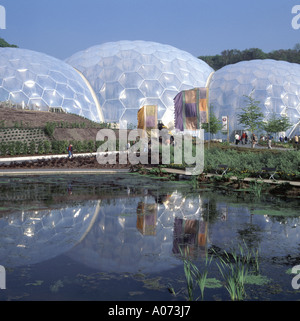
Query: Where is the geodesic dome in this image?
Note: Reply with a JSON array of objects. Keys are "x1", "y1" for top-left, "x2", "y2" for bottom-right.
[
  {"x1": 66, "y1": 40, "x2": 214, "y2": 128},
  {"x1": 0, "y1": 201, "x2": 100, "y2": 268},
  {"x1": 209, "y1": 59, "x2": 300, "y2": 138},
  {"x1": 67, "y1": 192, "x2": 206, "y2": 273},
  {"x1": 0, "y1": 48, "x2": 103, "y2": 122}
]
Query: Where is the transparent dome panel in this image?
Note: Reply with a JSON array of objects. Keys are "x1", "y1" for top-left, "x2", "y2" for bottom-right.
[
  {"x1": 66, "y1": 40, "x2": 214, "y2": 126},
  {"x1": 120, "y1": 88, "x2": 144, "y2": 108},
  {"x1": 0, "y1": 48, "x2": 101, "y2": 122},
  {"x1": 209, "y1": 59, "x2": 300, "y2": 138}
]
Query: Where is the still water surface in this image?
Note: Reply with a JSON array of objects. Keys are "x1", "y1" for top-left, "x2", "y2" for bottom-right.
[{"x1": 0, "y1": 173, "x2": 299, "y2": 301}]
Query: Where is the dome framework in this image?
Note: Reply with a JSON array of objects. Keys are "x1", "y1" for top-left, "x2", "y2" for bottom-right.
[
  {"x1": 0, "y1": 48, "x2": 103, "y2": 122},
  {"x1": 66, "y1": 40, "x2": 214, "y2": 128},
  {"x1": 208, "y1": 59, "x2": 300, "y2": 138}
]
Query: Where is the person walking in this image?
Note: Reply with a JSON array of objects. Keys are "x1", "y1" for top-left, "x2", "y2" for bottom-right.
[
  {"x1": 235, "y1": 132, "x2": 240, "y2": 145},
  {"x1": 241, "y1": 132, "x2": 246, "y2": 145},
  {"x1": 67, "y1": 144, "x2": 73, "y2": 158},
  {"x1": 267, "y1": 134, "x2": 272, "y2": 149},
  {"x1": 251, "y1": 133, "x2": 257, "y2": 148},
  {"x1": 295, "y1": 135, "x2": 299, "y2": 150}
]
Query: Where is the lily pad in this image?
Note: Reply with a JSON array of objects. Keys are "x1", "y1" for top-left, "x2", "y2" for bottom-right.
[
  {"x1": 252, "y1": 208, "x2": 299, "y2": 217},
  {"x1": 25, "y1": 280, "x2": 43, "y2": 286},
  {"x1": 205, "y1": 278, "x2": 223, "y2": 289},
  {"x1": 245, "y1": 274, "x2": 270, "y2": 285}
]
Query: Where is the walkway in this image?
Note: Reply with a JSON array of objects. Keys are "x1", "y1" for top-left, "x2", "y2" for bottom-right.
[
  {"x1": 229, "y1": 142, "x2": 294, "y2": 151},
  {"x1": 0, "y1": 153, "x2": 299, "y2": 187},
  {"x1": 0, "y1": 152, "x2": 100, "y2": 163},
  {"x1": 162, "y1": 168, "x2": 300, "y2": 187},
  {"x1": 0, "y1": 168, "x2": 130, "y2": 176}
]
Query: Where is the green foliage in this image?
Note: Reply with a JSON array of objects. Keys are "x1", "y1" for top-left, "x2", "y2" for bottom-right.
[
  {"x1": 0, "y1": 139, "x2": 99, "y2": 156},
  {"x1": 22, "y1": 142, "x2": 28, "y2": 155},
  {"x1": 0, "y1": 142, "x2": 6, "y2": 156},
  {"x1": 199, "y1": 45, "x2": 300, "y2": 70},
  {"x1": 87, "y1": 140, "x2": 95, "y2": 152},
  {"x1": 15, "y1": 141, "x2": 23, "y2": 155},
  {"x1": 37, "y1": 141, "x2": 44, "y2": 155},
  {"x1": 249, "y1": 180, "x2": 266, "y2": 198},
  {"x1": 7, "y1": 142, "x2": 15, "y2": 155},
  {"x1": 213, "y1": 243, "x2": 260, "y2": 301},
  {"x1": 201, "y1": 106, "x2": 223, "y2": 138},
  {"x1": 0, "y1": 38, "x2": 18, "y2": 48},
  {"x1": 204, "y1": 147, "x2": 300, "y2": 180},
  {"x1": 262, "y1": 113, "x2": 293, "y2": 137},
  {"x1": 29, "y1": 140, "x2": 36, "y2": 155},
  {"x1": 43, "y1": 141, "x2": 51, "y2": 154},
  {"x1": 51, "y1": 140, "x2": 68, "y2": 154},
  {"x1": 44, "y1": 122, "x2": 57, "y2": 137},
  {"x1": 237, "y1": 95, "x2": 264, "y2": 135}
]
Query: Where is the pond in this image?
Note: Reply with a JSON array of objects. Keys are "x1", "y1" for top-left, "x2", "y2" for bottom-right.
[{"x1": 0, "y1": 173, "x2": 300, "y2": 301}]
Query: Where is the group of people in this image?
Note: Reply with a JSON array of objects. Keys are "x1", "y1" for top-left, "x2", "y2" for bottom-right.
[
  {"x1": 234, "y1": 131, "x2": 300, "y2": 150},
  {"x1": 234, "y1": 132, "x2": 268, "y2": 148},
  {"x1": 234, "y1": 132, "x2": 248, "y2": 145},
  {"x1": 278, "y1": 135, "x2": 289, "y2": 143}
]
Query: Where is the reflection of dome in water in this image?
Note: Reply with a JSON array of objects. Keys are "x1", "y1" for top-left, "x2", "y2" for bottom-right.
[
  {"x1": 0, "y1": 48, "x2": 103, "y2": 122},
  {"x1": 0, "y1": 201, "x2": 100, "y2": 267},
  {"x1": 209, "y1": 59, "x2": 300, "y2": 137},
  {"x1": 67, "y1": 193, "x2": 206, "y2": 273},
  {"x1": 66, "y1": 40, "x2": 214, "y2": 127}
]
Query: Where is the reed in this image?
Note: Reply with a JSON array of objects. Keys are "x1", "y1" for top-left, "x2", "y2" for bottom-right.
[
  {"x1": 213, "y1": 242, "x2": 260, "y2": 301},
  {"x1": 192, "y1": 253, "x2": 212, "y2": 300},
  {"x1": 181, "y1": 248, "x2": 212, "y2": 301},
  {"x1": 249, "y1": 179, "x2": 265, "y2": 198}
]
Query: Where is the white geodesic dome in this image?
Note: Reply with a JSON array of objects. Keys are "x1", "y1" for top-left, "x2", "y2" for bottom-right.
[
  {"x1": 66, "y1": 40, "x2": 214, "y2": 127},
  {"x1": 0, "y1": 48, "x2": 102, "y2": 122},
  {"x1": 0, "y1": 201, "x2": 100, "y2": 268},
  {"x1": 209, "y1": 59, "x2": 300, "y2": 138},
  {"x1": 67, "y1": 192, "x2": 206, "y2": 273}
]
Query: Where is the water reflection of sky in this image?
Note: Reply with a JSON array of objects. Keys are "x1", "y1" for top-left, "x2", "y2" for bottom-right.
[{"x1": 0, "y1": 181, "x2": 300, "y2": 274}]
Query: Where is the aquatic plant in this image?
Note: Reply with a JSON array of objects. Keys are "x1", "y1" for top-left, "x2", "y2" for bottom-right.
[
  {"x1": 249, "y1": 179, "x2": 266, "y2": 198},
  {"x1": 213, "y1": 242, "x2": 260, "y2": 300},
  {"x1": 191, "y1": 253, "x2": 213, "y2": 300},
  {"x1": 216, "y1": 249, "x2": 248, "y2": 300},
  {"x1": 181, "y1": 248, "x2": 213, "y2": 301},
  {"x1": 183, "y1": 257, "x2": 194, "y2": 301}
]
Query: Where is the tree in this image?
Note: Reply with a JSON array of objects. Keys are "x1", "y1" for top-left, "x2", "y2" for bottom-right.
[
  {"x1": 0, "y1": 38, "x2": 18, "y2": 48},
  {"x1": 294, "y1": 43, "x2": 300, "y2": 52},
  {"x1": 201, "y1": 105, "x2": 223, "y2": 139},
  {"x1": 198, "y1": 44, "x2": 300, "y2": 70},
  {"x1": 263, "y1": 113, "x2": 292, "y2": 140},
  {"x1": 237, "y1": 94, "x2": 264, "y2": 144}
]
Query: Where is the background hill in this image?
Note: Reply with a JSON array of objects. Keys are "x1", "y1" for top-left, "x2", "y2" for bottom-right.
[
  {"x1": 0, "y1": 105, "x2": 105, "y2": 143},
  {"x1": 199, "y1": 44, "x2": 300, "y2": 70}
]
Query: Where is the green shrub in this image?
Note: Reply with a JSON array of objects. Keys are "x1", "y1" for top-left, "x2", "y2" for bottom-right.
[
  {"x1": 7, "y1": 142, "x2": 15, "y2": 155},
  {"x1": 44, "y1": 122, "x2": 57, "y2": 137},
  {"x1": 43, "y1": 141, "x2": 51, "y2": 154},
  {"x1": 29, "y1": 140, "x2": 36, "y2": 155},
  {"x1": 37, "y1": 141, "x2": 44, "y2": 155},
  {"x1": 0, "y1": 142, "x2": 7, "y2": 156},
  {"x1": 204, "y1": 147, "x2": 300, "y2": 180},
  {"x1": 22, "y1": 142, "x2": 28, "y2": 155},
  {"x1": 87, "y1": 140, "x2": 95, "y2": 152},
  {"x1": 15, "y1": 141, "x2": 23, "y2": 155}
]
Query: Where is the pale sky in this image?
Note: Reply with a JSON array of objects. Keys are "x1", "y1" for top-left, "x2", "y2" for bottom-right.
[{"x1": 1, "y1": 0, "x2": 300, "y2": 60}]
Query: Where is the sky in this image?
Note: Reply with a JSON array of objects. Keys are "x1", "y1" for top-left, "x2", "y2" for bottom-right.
[{"x1": 0, "y1": 0, "x2": 300, "y2": 61}]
